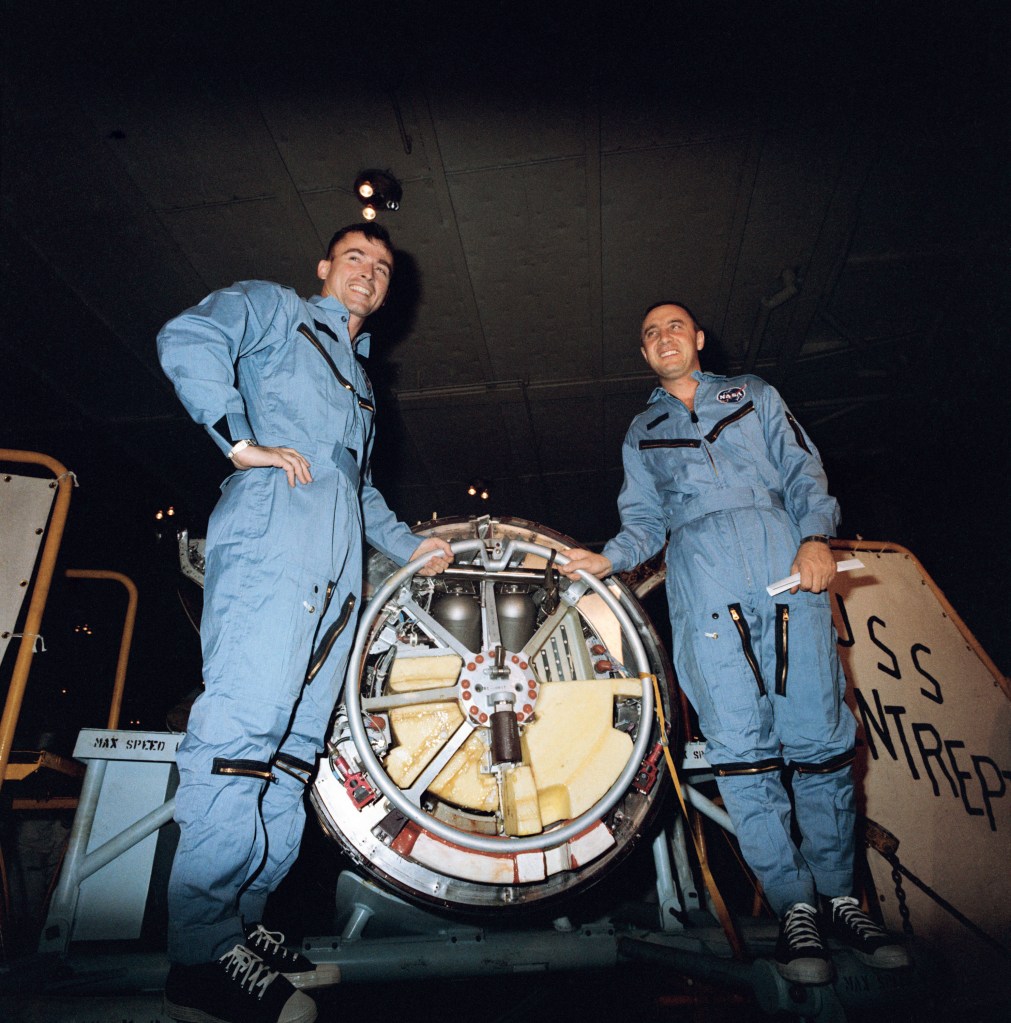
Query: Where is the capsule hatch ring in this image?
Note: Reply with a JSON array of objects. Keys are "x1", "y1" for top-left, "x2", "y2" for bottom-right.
[
  {"x1": 346, "y1": 539, "x2": 653, "y2": 853},
  {"x1": 311, "y1": 517, "x2": 676, "y2": 910}
]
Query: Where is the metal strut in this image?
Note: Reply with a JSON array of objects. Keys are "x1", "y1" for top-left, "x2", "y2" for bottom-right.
[{"x1": 650, "y1": 673, "x2": 745, "y2": 959}]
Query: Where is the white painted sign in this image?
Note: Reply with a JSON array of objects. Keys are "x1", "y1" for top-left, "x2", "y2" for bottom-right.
[
  {"x1": 830, "y1": 542, "x2": 1010, "y2": 986},
  {"x1": 0, "y1": 472, "x2": 57, "y2": 670},
  {"x1": 74, "y1": 728, "x2": 183, "y2": 762}
]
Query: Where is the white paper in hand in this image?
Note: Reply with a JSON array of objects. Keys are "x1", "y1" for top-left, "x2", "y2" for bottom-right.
[{"x1": 767, "y1": 558, "x2": 864, "y2": 597}]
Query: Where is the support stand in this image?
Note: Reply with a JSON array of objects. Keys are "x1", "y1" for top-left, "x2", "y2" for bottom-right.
[
  {"x1": 38, "y1": 729, "x2": 179, "y2": 954},
  {"x1": 4, "y1": 729, "x2": 932, "y2": 1023}
]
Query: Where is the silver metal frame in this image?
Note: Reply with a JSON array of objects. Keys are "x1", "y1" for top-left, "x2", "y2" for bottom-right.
[{"x1": 343, "y1": 538, "x2": 655, "y2": 855}]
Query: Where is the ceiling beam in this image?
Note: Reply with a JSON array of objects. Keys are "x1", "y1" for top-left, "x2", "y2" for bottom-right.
[
  {"x1": 775, "y1": 128, "x2": 879, "y2": 383},
  {"x1": 393, "y1": 373, "x2": 657, "y2": 409},
  {"x1": 715, "y1": 118, "x2": 766, "y2": 341},
  {"x1": 583, "y1": 83, "x2": 604, "y2": 378},
  {"x1": 403, "y1": 78, "x2": 494, "y2": 382}
]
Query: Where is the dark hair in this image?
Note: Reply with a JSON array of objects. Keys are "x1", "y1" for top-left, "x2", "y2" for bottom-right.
[
  {"x1": 325, "y1": 222, "x2": 394, "y2": 260},
  {"x1": 641, "y1": 300, "x2": 700, "y2": 332}
]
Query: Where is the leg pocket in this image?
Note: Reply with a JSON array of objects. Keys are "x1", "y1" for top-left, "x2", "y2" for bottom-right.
[
  {"x1": 672, "y1": 606, "x2": 773, "y2": 760},
  {"x1": 772, "y1": 601, "x2": 856, "y2": 762}
]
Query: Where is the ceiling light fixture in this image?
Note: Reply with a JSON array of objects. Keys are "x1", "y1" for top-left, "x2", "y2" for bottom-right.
[{"x1": 353, "y1": 168, "x2": 402, "y2": 221}]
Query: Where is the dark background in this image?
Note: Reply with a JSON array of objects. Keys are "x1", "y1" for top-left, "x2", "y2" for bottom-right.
[{"x1": 2, "y1": 0, "x2": 1008, "y2": 739}]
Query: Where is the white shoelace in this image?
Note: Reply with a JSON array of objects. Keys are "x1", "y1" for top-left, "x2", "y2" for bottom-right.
[
  {"x1": 249, "y1": 924, "x2": 298, "y2": 965},
  {"x1": 832, "y1": 896, "x2": 887, "y2": 938},
  {"x1": 783, "y1": 903, "x2": 824, "y2": 951},
  {"x1": 220, "y1": 944, "x2": 279, "y2": 999}
]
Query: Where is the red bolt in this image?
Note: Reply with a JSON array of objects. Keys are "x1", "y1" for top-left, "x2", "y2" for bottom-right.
[
  {"x1": 479, "y1": 713, "x2": 488, "y2": 723},
  {"x1": 475, "y1": 655, "x2": 484, "y2": 663},
  {"x1": 511, "y1": 655, "x2": 519, "y2": 664},
  {"x1": 467, "y1": 662, "x2": 477, "y2": 671},
  {"x1": 528, "y1": 690, "x2": 537, "y2": 700},
  {"x1": 595, "y1": 659, "x2": 612, "y2": 672},
  {"x1": 523, "y1": 704, "x2": 533, "y2": 714},
  {"x1": 470, "y1": 706, "x2": 479, "y2": 716},
  {"x1": 519, "y1": 661, "x2": 528, "y2": 670},
  {"x1": 590, "y1": 644, "x2": 606, "y2": 656}
]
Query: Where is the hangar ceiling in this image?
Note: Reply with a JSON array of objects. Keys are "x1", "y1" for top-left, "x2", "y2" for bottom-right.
[{"x1": 2, "y1": 2, "x2": 1007, "y2": 664}]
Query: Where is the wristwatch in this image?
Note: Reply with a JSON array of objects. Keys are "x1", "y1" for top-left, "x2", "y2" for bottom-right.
[
  {"x1": 227, "y1": 438, "x2": 256, "y2": 460},
  {"x1": 800, "y1": 534, "x2": 833, "y2": 545}
]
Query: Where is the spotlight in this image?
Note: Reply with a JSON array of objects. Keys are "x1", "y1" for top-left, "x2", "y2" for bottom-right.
[{"x1": 352, "y1": 169, "x2": 403, "y2": 218}]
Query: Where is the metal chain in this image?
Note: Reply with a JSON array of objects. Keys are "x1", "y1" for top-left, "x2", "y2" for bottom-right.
[
  {"x1": 866, "y1": 816, "x2": 1010, "y2": 958},
  {"x1": 884, "y1": 850, "x2": 914, "y2": 937},
  {"x1": 859, "y1": 817, "x2": 914, "y2": 937}
]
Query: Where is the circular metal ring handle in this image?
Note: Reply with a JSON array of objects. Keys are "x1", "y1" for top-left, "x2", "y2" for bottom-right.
[{"x1": 344, "y1": 538, "x2": 654, "y2": 854}]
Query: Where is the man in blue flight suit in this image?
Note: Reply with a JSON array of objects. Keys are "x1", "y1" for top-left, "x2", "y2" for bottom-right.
[
  {"x1": 561, "y1": 301, "x2": 909, "y2": 984},
  {"x1": 158, "y1": 223, "x2": 452, "y2": 1023}
]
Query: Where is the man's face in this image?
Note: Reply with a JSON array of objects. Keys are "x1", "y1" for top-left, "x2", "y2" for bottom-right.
[
  {"x1": 640, "y1": 304, "x2": 705, "y2": 386},
  {"x1": 317, "y1": 231, "x2": 393, "y2": 327}
]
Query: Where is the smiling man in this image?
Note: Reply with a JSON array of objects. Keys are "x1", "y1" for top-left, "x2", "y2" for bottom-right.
[
  {"x1": 157, "y1": 223, "x2": 451, "y2": 1023},
  {"x1": 562, "y1": 301, "x2": 910, "y2": 984}
]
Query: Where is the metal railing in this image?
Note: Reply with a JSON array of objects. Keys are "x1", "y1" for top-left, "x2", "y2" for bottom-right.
[{"x1": 0, "y1": 450, "x2": 75, "y2": 794}]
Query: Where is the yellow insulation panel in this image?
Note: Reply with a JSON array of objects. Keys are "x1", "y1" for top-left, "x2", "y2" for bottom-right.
[
  {"x1": 383, "y1": 656, "x2": 640, "y2": 830},
  {"x1": 388, "y1": 654, "x2": 463, "y2": 690},
  {"x1": 427, "y1": 730, "x2": 499, "y2": 812},
  {"x1": 385, "y1": 652, "x2": 498, "y2": 809},
  {"x1": 502, "y1": 764, "x2": 544, "y2": 836},
  {"x1": 521, "y1": 679, "x2": 636, "y2": 826}
]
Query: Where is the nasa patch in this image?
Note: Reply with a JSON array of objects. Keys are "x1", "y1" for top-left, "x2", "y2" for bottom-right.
[{"x1": 717, "y1": 386, "x2": 747, "y2": 404}]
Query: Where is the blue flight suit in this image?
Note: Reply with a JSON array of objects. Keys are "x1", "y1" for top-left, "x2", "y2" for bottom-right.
[
  {"x1": 602, "y1": 371, "x2": 856, "y2": 915},
  {"x1": 158, "y1": 281, "x2": 421, "y2": 963}
]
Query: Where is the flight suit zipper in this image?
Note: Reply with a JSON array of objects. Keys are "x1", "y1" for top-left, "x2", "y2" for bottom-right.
[
  {"x1": 638, "y1": 438, "x2": 700, "y2": 450},
  {"x1": 775, "y1": 603, "x2": 789, "y2": 696},
  {"x1": 684, "y1": 401, "x2": 719, "y2": 478},
  {"x1": 297, "y1": 320, "x2": 372, "y2": 476},
  {"x1": 698, "y1": 400, "x2": 757, "y2": 476},
  {"x1": 297, "y1": 323, "x2": 375, "y2": 412},
  {"x1": 704, "y1": 402, "x2": 755, "y2": 443},
  {"x1": 306, "y1": 592, "x2": 357, "y2": 683},
  {"x1": 785, "y1": 411, "x2": 811, "y2": 453},
  {"x1": 211, "y1": 758, "x2": 275, "y2": 781},
  {"x1": 700, "y1": 436, "x2": 718, "y2": 476},
  {"x1": 728, "y1": 604, "x2": 765, "y2": 695}
]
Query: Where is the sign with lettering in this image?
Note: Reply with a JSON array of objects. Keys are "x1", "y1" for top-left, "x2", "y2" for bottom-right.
[
  {"x1": 831, "y1": 542, "x2": 1010, "y2": 983},
  {"x1": 73, "y1": 728, "x2": 182, "y2": 763}
]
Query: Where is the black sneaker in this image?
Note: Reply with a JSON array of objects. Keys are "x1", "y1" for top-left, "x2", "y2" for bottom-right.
[
  {"x1": 774, "y1": 902, "x2": 833, "y2": 984},
  {"x1": 825, "y1": 896, "x2": 912, "y2": 968},
  {"x1": 164, "y1": 944, "x2": 317, "y2": 1023},
  {"x1": 245, "y1": 924, "x2": 340, "y2": 990}
]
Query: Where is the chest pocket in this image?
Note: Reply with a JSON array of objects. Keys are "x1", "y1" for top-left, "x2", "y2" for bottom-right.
[
  {"x1": 704, "y1": 400, "x2": 755, "y2": 442},
  {"x1": 637, "y1": 436, "x2": 702, "y2": 492},
  {"x1": 636, "y1": 400, "x2": 759, "y2": 489},
  {"x1": 297, "y1": 322, "x2": 375, "y2": 413},
  {"x1": 638, "y1": 438, "x2": 700, "y2": 451}
]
